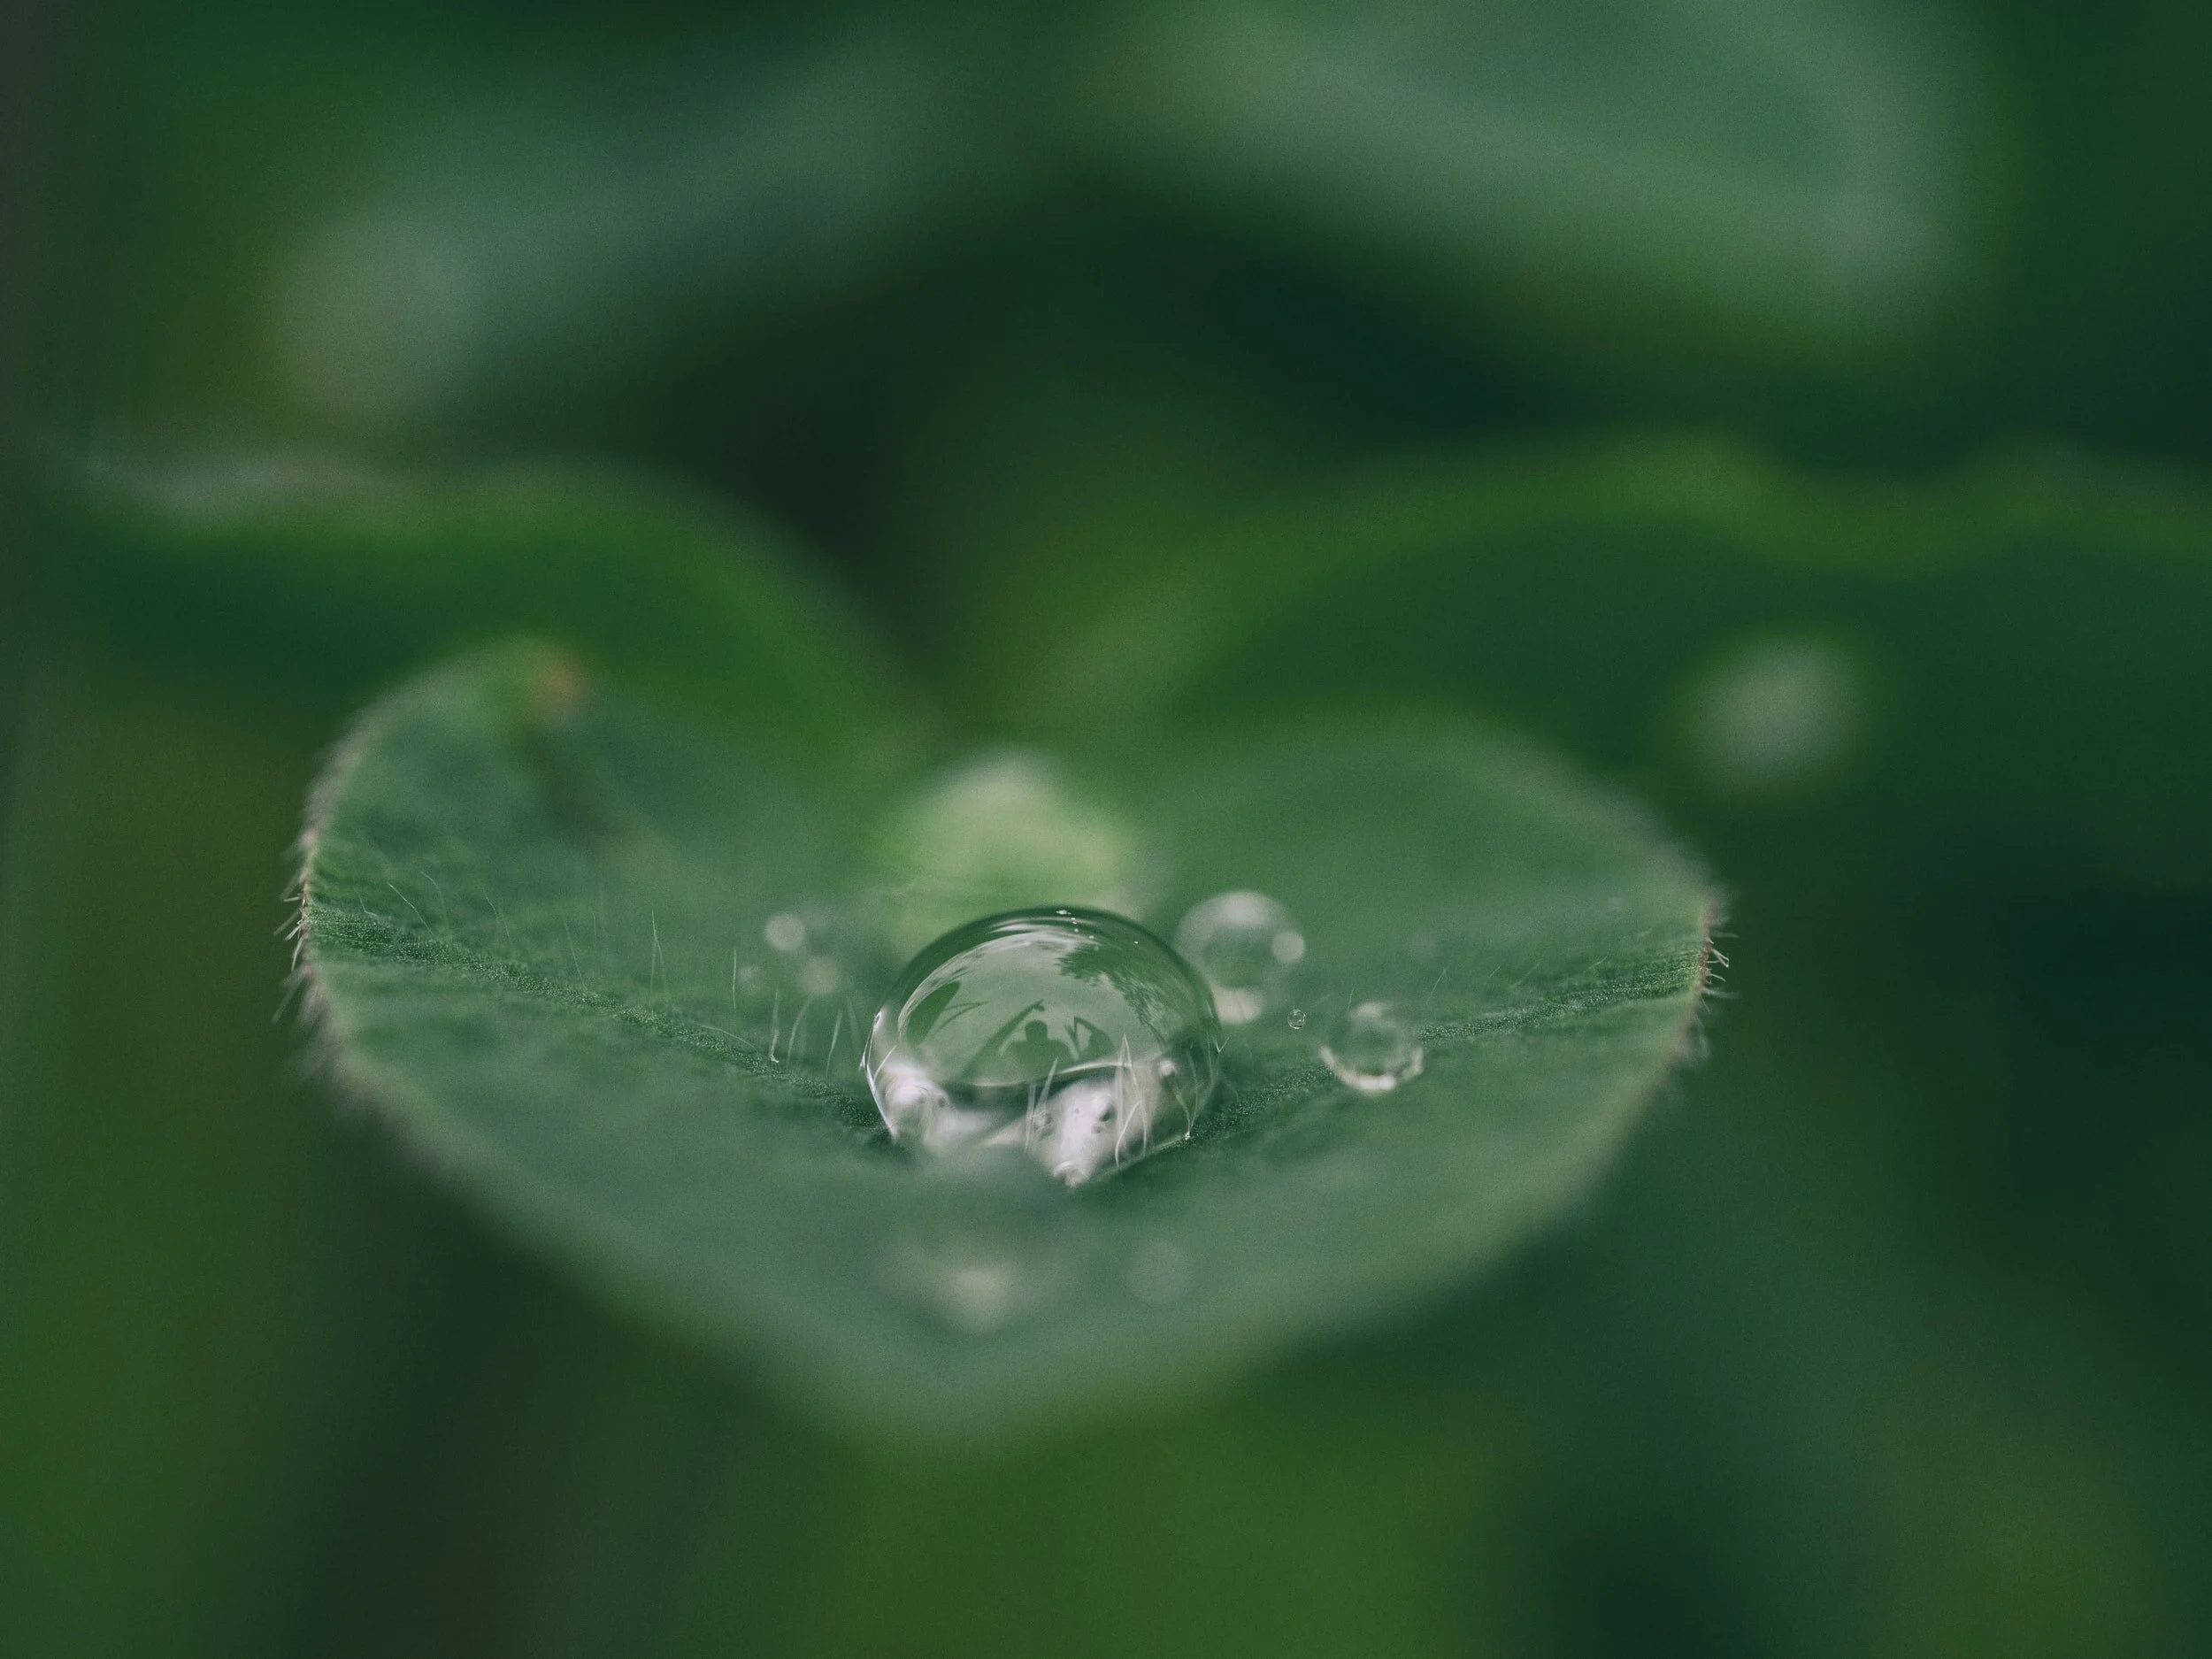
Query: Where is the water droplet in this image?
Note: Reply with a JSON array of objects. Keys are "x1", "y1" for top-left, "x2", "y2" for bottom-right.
[
  {"x1": 764, "y1": 912, "x2": 807, "y2": 953},
  {"x1": 1319, "y1": 1001, "x2": 1425, "y2": 1094},
  {"x1": 797, "y1": 955, "x2": 842, "y2": 998},
  {"x1": 1127, "y1": 1240, "x2": 1194, "y2": 1306},
  {"x1": 1174, "y1": 889, "x2": 1304, "y2": 1026},
  {"x1": 1287, "y1": 1008, "x2": 1307, "y2": 1031},
  {"x1": 865, "y1": 907, "x2": 1222, "y2": 1187}
]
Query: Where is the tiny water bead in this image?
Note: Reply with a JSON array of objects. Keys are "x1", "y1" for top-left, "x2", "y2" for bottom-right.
[
  {"x1": 729, "y1": 901, "x2": 872, "y2": 1070},
  {"x1": 1319, "y1": 1001, "x2": 1425, "y2": 1094},
  {"x1": 1174, "y1": 889, "x2": 1305, "y2": 1025},
  {"x1": 864, "y1": 907, "x2": 1223, "y2": 1187}
]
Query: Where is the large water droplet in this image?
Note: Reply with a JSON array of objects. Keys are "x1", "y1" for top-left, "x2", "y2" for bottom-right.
[
  {"x1": 865, "y1": 907, "x2": 1222, "y2": 1187},
  {"x1": 1174, "y1": 889, "x2": 1304, "y2": 1025},
  {"x1": 1319, "y1": 1000, "x2": 1425, "y2": 1094}
]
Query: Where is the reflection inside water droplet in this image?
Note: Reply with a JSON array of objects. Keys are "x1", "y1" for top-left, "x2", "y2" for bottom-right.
[
  {"x1": 865, "y1": 907, "x2": 1222, "y2": 1187},
  {"x1": 1174, "y1": 889, "x2": 1304, "y2": 1025},
  {"x1": 1319, "y1": 1001, "x2": 1425, "y2": 1094}
]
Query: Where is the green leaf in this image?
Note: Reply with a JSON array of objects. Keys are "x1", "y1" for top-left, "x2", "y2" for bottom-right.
[
  {"x1": 1007, "y1": 438, "x2": 2212, "y2": 893},
  {"x1": 33, "y1": 456, "x2": 901, "y2": 756},
  {"x1": 298, "y1": 645, "x2": 1714, "y2": 1440},
  {"x1": 1068, "y1": 0, "x2": 1985, "y2": 362},
  {"x1": 253, "y1": 20, "x2": 1018, "y2": 434},
  {"x1": 48, "y1": 11, "x2": 1022, "y2": 440}
]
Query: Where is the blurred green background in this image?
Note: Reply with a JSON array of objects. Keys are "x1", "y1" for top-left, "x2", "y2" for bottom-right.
[{"x1": 4, "y1": 1, "x2": 2209, "y2": 1654}]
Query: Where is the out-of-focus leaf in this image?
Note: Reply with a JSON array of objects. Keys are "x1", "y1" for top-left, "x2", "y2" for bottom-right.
[
  {"x1": 297, "y1": 645, "x2": 1714, "y2": 1440},
  {"x1": 31, "y1": 455, "x2": 901, "y2": 756},
  {"x1": 1066, "y1": 0, "x2": 1987, "y2": 367},
  {"x1": 41, "y1": 7, "x2": 1025, "y2": 443},
  {"x1": 259, "y1": 18, "x2": 1024, "y2": 433},
  {"x1": 1016, "y1": 438, "x2": 2212, "y2": 892}
]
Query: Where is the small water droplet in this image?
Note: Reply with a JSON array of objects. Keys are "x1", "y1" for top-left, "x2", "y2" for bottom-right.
[
  {"x1": 1287, "y1": 1008, "x2": 1307, "y2": 1030},
  {"x1": 764, "y1": 912, "x2": 807, "y2": 953},
  {"x1": 865, "y1": 907, "x2": 1222, "y2": 1187},
  {"x1": 1127, "y1": 1240, "x2": 1194, "y2": 1306},
  {"x1": 1319, "y1": 1001, "x2": 1425, "y2": 1094},
  {"x1": 798, "y1": 955, "x2": 842, "y2": 998},
  {"x1": 1175, "y1": 889, "x2": 1303, "y2": 1026}
]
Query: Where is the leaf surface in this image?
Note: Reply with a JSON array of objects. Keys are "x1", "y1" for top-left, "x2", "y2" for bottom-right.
[{"x1": 300, "y1": 646, "x2": 1714, "y2": 1438}]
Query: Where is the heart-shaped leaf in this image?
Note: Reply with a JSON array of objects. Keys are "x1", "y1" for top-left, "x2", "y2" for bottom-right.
[{"x1": 298, "y1": 644, "x2": 1715, "y2": 1440}]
